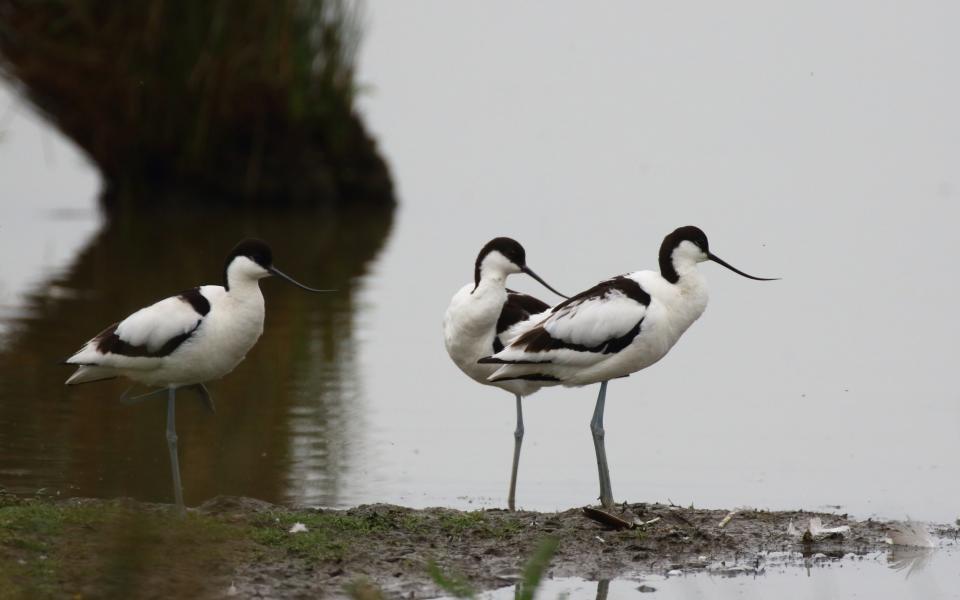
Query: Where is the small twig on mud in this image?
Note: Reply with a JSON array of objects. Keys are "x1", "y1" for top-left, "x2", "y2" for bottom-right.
[
  {"x1": 718, "y1": 511, "x2": 737, "y2": 528},
  {"x1": 582, "y1": 507, "x2": 635, "y2": 530}
]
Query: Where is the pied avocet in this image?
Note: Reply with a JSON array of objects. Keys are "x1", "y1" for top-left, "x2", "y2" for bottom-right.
[
  {"x1": 480, "y1": 226, "x2": 776, "y2": 508},
  {"x1": 64, "y1": 238, "x2": 330, "y2": 513},
  {"x1": 443, "y1": 237, "x2": 567, "y2": 510}
]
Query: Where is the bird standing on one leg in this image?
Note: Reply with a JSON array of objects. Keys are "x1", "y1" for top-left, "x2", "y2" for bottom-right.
[
  {"x1": 443, "y1": 237, "x2": 567, "y2": 510},
  {"x1": 480, "y1": 226, "x2": 777, "y2": 509},
  {"x1": 64, "y1": 239, "x2": 330, "y2": 514}
]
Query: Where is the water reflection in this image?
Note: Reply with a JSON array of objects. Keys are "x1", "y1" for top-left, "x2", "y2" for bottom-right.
[
  {"x1": 0, "y1": 202, "x2": 393, "y2": 507},
  {"x1": 477, "y1": 548, "x2": 958, "y2": 599},
  {"x1": 887, "y1": 546, "x2": 935, "y2": 579}
]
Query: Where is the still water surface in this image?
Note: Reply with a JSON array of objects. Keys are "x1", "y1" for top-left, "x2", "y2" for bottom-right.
[
  {"x1": 2, "y1": 2, "x2": 960, "y2": 538},
  {"x1": 475, "y1": 547, "x2": 960, "y2": 599}
]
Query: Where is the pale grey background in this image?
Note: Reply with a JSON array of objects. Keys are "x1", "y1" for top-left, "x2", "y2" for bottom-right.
[{"x1": 1, "y1": 1, "x2": 958, "y2": 522}]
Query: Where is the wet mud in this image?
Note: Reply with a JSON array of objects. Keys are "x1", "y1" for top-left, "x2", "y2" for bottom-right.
[
  {"x1": 207, "y1": 498, "x2": 932, "y2": 598},
  {"x1": 1, "y1": 493, "x2": 951, "y2": 599}
]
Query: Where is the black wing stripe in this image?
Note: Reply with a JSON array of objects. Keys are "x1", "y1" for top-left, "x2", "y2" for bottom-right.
[
  {"x1": 504, "y1": 289, "x2": 550, "y2": 314},
  {"x1": 551, "y1": 275, "x2": 650, "y2": 313},
  {"x1": 493, "y1": 291, "x2": 551, "y2": 354},
  {"x1": 178, "y1": 288, "x2": 211, "y2": 316},
  {"x1": 509, "y1": 318, "x2": 644, "y2": 356},
  {"x1": 496, "y1": 291, "x2": 550, "y2": 335},
  {"x1": 479, "y1": 356, "x2": 552, "y2": 365},
  {"x1": 494, "y1": 275, "x2": 649, "y2": 359},
  {"x1": 95, "y1": 319, "x2": 203, "y2": 358},
  {"x1": 490, "y1": 374, "x2": 560, "y2": 383}
]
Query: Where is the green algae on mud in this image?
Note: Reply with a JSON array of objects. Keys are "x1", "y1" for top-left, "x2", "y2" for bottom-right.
[{"x1": 0, "y1": 493, "x2": 948, "y2": 599}]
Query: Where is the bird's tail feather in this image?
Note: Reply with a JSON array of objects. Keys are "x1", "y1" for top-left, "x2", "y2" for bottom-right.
[{"x1": 65, "y1": 366, "x2": 116, "y2": 385}]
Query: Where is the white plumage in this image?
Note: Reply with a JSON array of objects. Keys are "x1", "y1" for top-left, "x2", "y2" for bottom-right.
[
  {"x1": 64, "y1": 239, "x2": 328, "y2": 513},
  {"x1": 443, "y1": 237, "x2": 566, "y2": 510},
  {"x1": 480, "y1": 226, "x2": 776, "y2": 508},
  {"x1": 66, "y1": 283, "x2": 260, "y2": 388},
  {"x1": 444, "y1": 283, "x2": 550, "y2": 397},
  {"x1": 486, "y1": 269, "x2": 704, "y2": 385}
]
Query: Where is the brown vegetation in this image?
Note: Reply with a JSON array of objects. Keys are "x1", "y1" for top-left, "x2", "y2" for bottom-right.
[{"x1": 0, "y1": 1, "x2": 393, "y2": 208}]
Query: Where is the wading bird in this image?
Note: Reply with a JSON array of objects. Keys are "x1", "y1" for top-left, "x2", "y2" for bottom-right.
[
  {"x1": 480, "y1": 226, "x2": 776, "y2": 508},
  {"x1": 64, "y1": 239, "x2": 330, "y2": 514},
  {"x1": 444, "y1": 237, "x2": 567, "y2": 510}
]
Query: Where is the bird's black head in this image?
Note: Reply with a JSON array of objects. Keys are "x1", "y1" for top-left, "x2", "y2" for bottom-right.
[
  {"x1": 474, "y1": 237, "x2": 526, "y2": 288},
  {"x1": 227, "y1": 238, "x2": 273, "y2": 268},
  {"x1": 222, "y1": 238, "x2": 334, "y2": 292},
  {"x1": 659, "y1": 226, "x2": 778, "y2": 283},
  {"x1": 224, "y1": 238, "x2": 273, "y2": 288},
  {"x1": 659, "y1": 226, "x2": 709, "y2": 283},
  {"x1": 471, "y1": 236, "x2": 568, "y2": 298},
  {"x1": 663, "y1": 226, "x2": 709, "y2": 254}
]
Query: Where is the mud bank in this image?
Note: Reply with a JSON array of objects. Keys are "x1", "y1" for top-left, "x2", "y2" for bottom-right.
[{"x1": 0, "y1": 494, "x2": 950, "y2": 599}]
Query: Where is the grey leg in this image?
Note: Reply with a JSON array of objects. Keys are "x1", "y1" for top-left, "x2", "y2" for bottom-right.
[
  {"x1": 166, "y1": 388, "x2": 185, "y2": 515},
  {"x1": 508, "y1": 394, "x2": 524, "y2": 511},
  {"x1": 596, "y1": 579, "x2": 610, "y2": 600},
  {"x1": 122, "y1": 384, "x2": 214, "y2": 415},
  {"x1": 590, "y1": 381, "x2": 614, "y2": 508},
  {"x1": 120, "y1": 386, "x2": 166, "y2": 405},
  {"x1": 185, "y1": 383, "x2": 216, "y2": 415}
]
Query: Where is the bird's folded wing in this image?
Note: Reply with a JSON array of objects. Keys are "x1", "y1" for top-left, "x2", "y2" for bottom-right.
[
  {"x1": 482, "y1": 275, "x2": 649, "y2": 367},
  {"x1": 66, "y1": 291, "x2": 208, "y2": 366},
  {"x1": 494, "y1": 290, "x2": 552, "y2": 351}
]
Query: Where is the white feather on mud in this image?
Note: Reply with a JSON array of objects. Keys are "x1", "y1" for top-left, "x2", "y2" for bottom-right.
[
  {"x1": 289, "y1": 522, "x2": 309, "y2": 534},
  {"x1": 885, "y1": 521, "x2": 935, "y2": 548}
]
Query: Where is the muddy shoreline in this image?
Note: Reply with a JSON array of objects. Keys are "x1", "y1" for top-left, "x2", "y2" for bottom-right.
[
  {"x1": 0, "y1": 493, "x2": 951, "y2": 598},
  {"x1": 217, "y1": 499, "x2": 917, "y2": 598}
]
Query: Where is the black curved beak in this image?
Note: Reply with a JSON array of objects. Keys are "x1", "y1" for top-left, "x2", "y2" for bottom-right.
[
  {"x1": 267, "y1": 266, "x2": 336, "y2": 292},
  {"x1": 707, "y1": 253, "x2": 779, "y2": 281},
  {"x1": 521, "y1": 266, "x2": 569, "y2": 298}
]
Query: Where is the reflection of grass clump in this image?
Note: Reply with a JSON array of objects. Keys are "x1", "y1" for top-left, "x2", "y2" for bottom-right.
[
  {"x1": 0, "y1": 1, "x2": 393, "y2": 206},
  {"x1": 0, "y1": 500, "x2": 242, "y2": 598},
  {"x1": 425, "y1": 537, "x2": 560, "y2": 600}
]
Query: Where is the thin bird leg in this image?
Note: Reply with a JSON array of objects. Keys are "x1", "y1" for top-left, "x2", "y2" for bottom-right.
[
  {"x1": 122, "y1": 384, "x2": 214, "y2": 415},
  {"x1": 508, "y1": 394, "x2": 524, "y2": 511},
  {"x1": 184, "y1": 383, "x2": 215, "y2": 415},
  {"x1": 119, "y1": 386, "x2": 167, "y2": 405},
  {"x1": 590, "y1": 381, "x2": 614, "y2": 509},
  {"x1": 166, "y1": 388, "x2": 185, "y2": 515}
]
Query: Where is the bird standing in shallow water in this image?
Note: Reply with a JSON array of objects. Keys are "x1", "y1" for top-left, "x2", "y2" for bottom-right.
[
  {"x1": 443, "y1": 237, "x2": 567, "y2": 510},
  {"x1": 64, "y1": 239, "x2": 330, "y2": 514},
  {"x1": 480, "y1": 226, "x2": 777, "y2": 508}
]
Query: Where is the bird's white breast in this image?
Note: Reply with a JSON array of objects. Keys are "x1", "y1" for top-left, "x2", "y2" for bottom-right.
[
  {"x1": 564, "y1": 270, "x2": 709, "y2": 385},
  {"x1": 143, "y1": 285, "x2": 265, "y2": 386},
  {"x1": 444, "y1": 283, "x2": 505, "y2": 381},
  {"x1": 443, "y1": 282, "x2": 542, "y2": 396}
]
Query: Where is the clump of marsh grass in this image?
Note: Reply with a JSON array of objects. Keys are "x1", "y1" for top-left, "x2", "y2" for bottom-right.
[{"x1": 0, "y1": 1, "x2": 393, "y2": 207}]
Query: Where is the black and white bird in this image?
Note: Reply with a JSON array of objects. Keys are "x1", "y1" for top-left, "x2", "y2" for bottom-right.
[
  {"x1": 480, "y1": 226, "x2": 776, "y2": 508},
  {"x1": 443, "y1": 237, "x2": 567, "y2": 510},
  {"x1": 64, "y1": 239, "x2": 329, "y2": 514}
]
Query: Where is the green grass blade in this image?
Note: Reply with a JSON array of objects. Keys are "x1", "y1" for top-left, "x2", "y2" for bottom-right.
[
  {"x1": 427, "y1": 561, "x2": 476, "y2": 598},
  {"x1": 514, "y1": 536, "x2": 559, "y2": 600}
]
